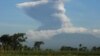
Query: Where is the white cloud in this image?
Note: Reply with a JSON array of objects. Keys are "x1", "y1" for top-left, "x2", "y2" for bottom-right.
[
  {"x1": 60, "y1": 27, "x2": 88, "y2": 33},
  {"x1": 93, "y1": 29, "x2": 100, "y2": 33},
  {"x1": 26, "y1": 29, "x2": 60, "y2": 41},
  {"x1": 17, "y1": 0, "x2": 48, "y2": 8},
  {"x1": 17, "y1": 0, "x2": 100, "y2": 41}
]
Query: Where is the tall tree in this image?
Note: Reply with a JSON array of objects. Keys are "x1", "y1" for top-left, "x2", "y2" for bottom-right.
[
  {"x1": 34, "y1": 41, "x2": 44, "y2": 50},
  {"x1": 0, "y1": 34, "x2": 11, "y2": 50},
  {"x1": 79, "y1": 44, "x2": 82, "y2": 51},
  {"x1": 0, "y1": 33, "x2": 27, "y2": 50},
  {"x1": 10, "y1": 33, "x2": 27, "y2": 50}
]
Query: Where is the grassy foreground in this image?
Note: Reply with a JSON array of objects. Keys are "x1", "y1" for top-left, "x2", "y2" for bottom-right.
[{"x1": 0, "y1": 50, "x2": 100, "y2": 56}]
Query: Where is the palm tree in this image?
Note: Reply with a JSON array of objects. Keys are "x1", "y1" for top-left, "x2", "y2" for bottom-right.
[
  {"x1": 34, "y1": 41, "x2": 44, "y2": 50},
  {"x1": 79, "y1": 44, "x2": 82, "y2": 51}
]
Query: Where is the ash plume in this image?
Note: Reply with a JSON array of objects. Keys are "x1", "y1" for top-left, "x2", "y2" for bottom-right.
[{"x1": 17, "y1": 0, "x2": 100, "y2": 41}]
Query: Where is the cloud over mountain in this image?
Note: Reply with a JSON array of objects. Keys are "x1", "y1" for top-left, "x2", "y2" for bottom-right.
[{"x1": 17, "y1": 0, "x2": 100, "y2": 41}]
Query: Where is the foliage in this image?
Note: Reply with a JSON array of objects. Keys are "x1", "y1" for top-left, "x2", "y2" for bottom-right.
[
  {"x1": 0, "y1": 33, "x2": 27, "y2": 50},
  {"x1": 33, "y1": 41, "x2": 44, "y2": 50}
]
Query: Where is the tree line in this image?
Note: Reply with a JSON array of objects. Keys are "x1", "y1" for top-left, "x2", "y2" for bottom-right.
[{"x1": 0, "y1": 33, "x2": 100, "y2": 52}]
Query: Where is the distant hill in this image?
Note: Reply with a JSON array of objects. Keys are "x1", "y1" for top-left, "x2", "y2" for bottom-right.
[{"x1": 42, "y1": 33, "x2": 100, "y2": 49}]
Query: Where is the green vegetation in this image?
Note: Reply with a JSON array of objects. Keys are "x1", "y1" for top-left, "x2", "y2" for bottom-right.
[{"x1": 0, "y1": 33, "x2": 100, "y2": 56}]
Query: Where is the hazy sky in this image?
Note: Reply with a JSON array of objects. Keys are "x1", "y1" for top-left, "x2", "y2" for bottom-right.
[{"x1": 0, "y1": 0, "x2": 100, "y2": 34}]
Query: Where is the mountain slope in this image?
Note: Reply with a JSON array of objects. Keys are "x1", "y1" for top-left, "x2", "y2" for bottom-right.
[{"x1": 43, "y1": 33, "x2": 100, "y2": 49}]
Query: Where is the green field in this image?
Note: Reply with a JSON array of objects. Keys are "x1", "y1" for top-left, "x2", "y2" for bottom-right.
[{"x1": 0, "y1": 50, "x2": 100, "y2": 56}]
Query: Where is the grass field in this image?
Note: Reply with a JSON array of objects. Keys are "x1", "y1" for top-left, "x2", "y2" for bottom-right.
[{"x1": 0, "y1": 50, "x2": 100, "y2": 56}]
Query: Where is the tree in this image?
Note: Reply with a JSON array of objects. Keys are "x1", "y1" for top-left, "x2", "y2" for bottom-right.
[
  {"x1": 0, "y1": 34, "x2": 11, "y2": 50},
  {"x1": 96, "y1": 47, "x2": 100, "y2": 51},
  {"x1": 0, "y1": 33, "x2": 27, "y2": 50},
  {"x1": 34, "y1": 41, "x2": 44, "y2": 50},
  {"x1": 92, "y1": 46, "x2": 97, "y2": 51},
  {"x1": 79, "y1": 44, "x2": 82, "y2": 51},
  {"x1": 10, "y1": 33, "x2": 27, "y2": 50},
  {"x1": 79, "y1": 44, "x2": 82, "y2": 48},
  {"x1": 60, "y1": 46, "x2": 77, "y2": 51}
]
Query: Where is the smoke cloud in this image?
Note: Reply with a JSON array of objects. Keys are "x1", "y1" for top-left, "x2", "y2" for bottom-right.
[{"x1": 17, "y1": 0, "x2": 100, "y2": 41}]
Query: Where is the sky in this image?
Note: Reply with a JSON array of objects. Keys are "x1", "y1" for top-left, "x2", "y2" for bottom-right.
[{"x1": 0, "y1": 0, "x2": 100, "y2": 35}]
